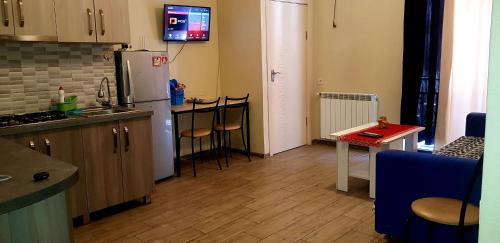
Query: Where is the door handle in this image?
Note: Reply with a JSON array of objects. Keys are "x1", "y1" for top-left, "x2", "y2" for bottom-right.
[
  {"x1": 99, "y1": 9, "x2": 105, "y2": 35},
  {"x1": 271, "y1": 69, "x2": 281, "y2": 82},
  {"x1": 16, "y1": 0, "x2": 23, "y2": 27},
  {"x1": 44, "y1": 138, "x2": 51, "y2": 156},
  {"x1": 124, "y1": 126, "x2": 130, "y2": 152},
  {"x1": 1, "y1": 0, "x2": 9, "y2": 27},
  {"x1": 87, "y1": 8, "x2": 94, "y2": 36},
  {"x1": 112, "y1": 128, "x2": 118, "y2": 153},
  {"x1": 29, "y1": 140, "x2": 36, "y2": 150},
  {"x1": 126, "y1": 60, "x2": 135, "y2": 104}
]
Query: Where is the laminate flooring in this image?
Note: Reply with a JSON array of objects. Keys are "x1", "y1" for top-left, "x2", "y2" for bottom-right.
[{"x1": 74, "y1": 144, "x2": 386, "y2": 243}]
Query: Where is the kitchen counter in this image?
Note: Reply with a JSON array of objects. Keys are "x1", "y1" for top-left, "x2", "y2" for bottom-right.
[
  {"x1": 0, "y1": 108, "x2": 153, "y2": 136},
  {"x1": 0, "y1": 138, "x2": 78, "y2": 215},
  {"x1": 0, "y1": 138, "x2": 79, "y2": 242}
]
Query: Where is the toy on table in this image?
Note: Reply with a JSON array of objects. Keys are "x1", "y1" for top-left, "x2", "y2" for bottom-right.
[
  {"x1": 378, "y1": 116, "x2": 389, "y2": 129},
  {"x1": 169, "y1": 79, "x2": 186, "y2": 106}
]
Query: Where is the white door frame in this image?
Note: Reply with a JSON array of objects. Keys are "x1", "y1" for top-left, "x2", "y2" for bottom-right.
[{"x1": 263, "y1": 0, "x2": 313, "y2": 156}]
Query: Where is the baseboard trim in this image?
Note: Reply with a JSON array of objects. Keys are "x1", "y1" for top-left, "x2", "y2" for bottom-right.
[
  {"x1": 229, "y1": 147, "x2": 270, "y2": 158},
  {"x1": 179, "y1": 148, "x2": 270, "y2": 160}
]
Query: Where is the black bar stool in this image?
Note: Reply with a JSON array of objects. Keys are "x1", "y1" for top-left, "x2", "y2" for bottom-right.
[
  {"x1": 180, "y1": 98, "x2": 222, "y2": 177},
  {"x1": 215, "y1": 94, "x2": 251, "y2": 167}
]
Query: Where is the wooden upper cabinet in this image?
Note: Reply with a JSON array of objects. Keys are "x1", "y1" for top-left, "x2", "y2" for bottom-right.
[
  {"x1": 93, "y1": 0, "x2": 130, "y2": 43},
  {"x1": 0, "y1": 0, "x2": 15, "y2": 35},
  {"x1": 120, "y1": 118, "x2": 154, "y2": 202},
  {"x1": 82, "y1": 121, "x2": 124, "y2": 212},
  {"x1": 54, "y1": 0, "x2": 96, "y2": 43},
  {"x1": 11, "y1": 0, "x2": 57, "y2": 38},
  {"x1": 55, "y1": 0, "x2": 130, "y2": 43},
  {"x1": 38, "y1": 127, "x2": 87, "y2": 219}
]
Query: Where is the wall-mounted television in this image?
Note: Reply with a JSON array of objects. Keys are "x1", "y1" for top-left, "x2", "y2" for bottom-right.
[{"x1": 163, "y1": 4, "x2": 211, "y2": 42}]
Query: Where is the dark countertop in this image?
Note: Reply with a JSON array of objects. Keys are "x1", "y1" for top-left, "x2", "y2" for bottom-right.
[
  {"x1": 0, "y1": 138, "x2": 78, "y2": 215},
  {"x1": 0, "y1": 109, "x2": 153, "y2": 136}
]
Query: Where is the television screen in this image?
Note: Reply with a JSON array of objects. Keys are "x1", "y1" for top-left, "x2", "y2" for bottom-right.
[{"x1": 163, "y1": 5, "x2": 211, "y2": 42}]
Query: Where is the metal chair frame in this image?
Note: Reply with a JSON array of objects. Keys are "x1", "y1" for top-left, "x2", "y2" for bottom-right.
[
  {"x1": 218, "y1": 94, "x2": 251, "y2": 167},
  {"x1": 180, "y1": 98, "x2": 222, "y2": 177}
]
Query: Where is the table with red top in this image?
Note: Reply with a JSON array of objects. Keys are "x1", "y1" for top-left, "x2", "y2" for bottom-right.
[{"x1": 331, "y1": 123, "x2": 424, "y2": 198}]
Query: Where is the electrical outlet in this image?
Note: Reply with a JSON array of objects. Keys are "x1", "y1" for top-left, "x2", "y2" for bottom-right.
[
  {"x1": 317, "y1": 78, "x2": 325, "y2": 86},
  {"x1": 103, "y1": 51, "x2": 113, "y2": 61}
]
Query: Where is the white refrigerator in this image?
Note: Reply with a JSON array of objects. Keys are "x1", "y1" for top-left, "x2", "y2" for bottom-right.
[{"x1": 115, "y1": 50, "x2": 174, "y2": 180}]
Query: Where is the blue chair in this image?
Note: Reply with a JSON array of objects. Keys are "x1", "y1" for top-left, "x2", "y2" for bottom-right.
[
  {"x1": 375, "y1": 113, "x2": 485, "y2": 242},
  {"x1": 404, "y1": 155, "x2": 482, "y2": 242}
]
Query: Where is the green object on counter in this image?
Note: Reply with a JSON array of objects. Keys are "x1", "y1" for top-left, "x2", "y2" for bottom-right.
[{"x1": 57, "y1": 96, "x2": 78, "y2": 112}]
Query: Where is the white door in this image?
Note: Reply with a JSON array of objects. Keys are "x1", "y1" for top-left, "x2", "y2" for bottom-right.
[{"x1": 267, "y1": 0, "x2": 308, "y2": 155}]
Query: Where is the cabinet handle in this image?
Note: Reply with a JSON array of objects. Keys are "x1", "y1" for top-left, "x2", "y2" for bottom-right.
[
  {"x1": 1, "y1": 0, "x2": 9, "y2": 27},
  {"x1": 87, "y1": 8, "x2": 93, "y2": 36},
  {"x1": 112, "y1": 128, "x2": 118, "y2": 153},
  {"x1": 29, "y1": 140, "x2": 36, "y2": 150},
  {"x1": 124, "y1": 126, "x2": 130, "y2": 152},
  {"x1": 17, "y1": 0, "x2": 23, "y2": 27},
  {"x1": 99, "y1": 9, "x2": 105, "y2": 36},
  {"x1": 44, "y1": 138, "x2": 51, "y2": 156}
]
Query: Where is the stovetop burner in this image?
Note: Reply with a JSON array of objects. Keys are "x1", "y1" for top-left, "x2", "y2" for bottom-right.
[{"x1": 0, "y1": 111, "x2": 68, "y2": 128}]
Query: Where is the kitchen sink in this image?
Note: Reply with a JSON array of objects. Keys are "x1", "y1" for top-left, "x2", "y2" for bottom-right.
[{"x1": 78, "y1": 107, "x2": 134, "y2": 117}]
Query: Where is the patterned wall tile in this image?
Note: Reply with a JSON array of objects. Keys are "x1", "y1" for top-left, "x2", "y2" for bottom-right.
[{"x1": 0, "y1": 43, "x2": 117, "y2": 115}]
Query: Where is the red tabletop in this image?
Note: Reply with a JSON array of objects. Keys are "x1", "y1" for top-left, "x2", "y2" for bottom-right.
[{"x1": 339, "y1": 123, "x2": 420, "y2": 147}]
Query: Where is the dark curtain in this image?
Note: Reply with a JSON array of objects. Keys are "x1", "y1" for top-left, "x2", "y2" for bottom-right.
[{"x1": 401, "y1": 0, "x2": 445, "y2": 145}]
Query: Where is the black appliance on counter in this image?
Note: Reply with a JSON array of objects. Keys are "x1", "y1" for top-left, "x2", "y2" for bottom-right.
[{"x1": 0, "y1": 111, "x2": 67, "y2": 128}]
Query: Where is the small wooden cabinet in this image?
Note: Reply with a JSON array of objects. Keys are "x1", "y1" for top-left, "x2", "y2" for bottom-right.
[
  {"x1": 3, "y1": 132, "x2": 38, "y2": 150},
  {"x1": 0, "y1": 0, "x2": 57, "y2": 40},
  {"x1": 83, "y1": 118, "x2": 153, "y2": 212},
  {"x1": 12, "y1": 0, "x2": 57, "y2": 37},
  {"x1": 54, "y1": 0, "x2": 96, "y2": 43},
  {"x1": 93, "y1": 0, "x2": 130, "y2": 44},
  {"x1": 82, "y1": 121, "x2": 124, "y2": 212},
  {"x1": 54, "y1": 0, "x2": 130, "y2": 43},
  {"x1": 120, "y1": 118, "x2": 153, "y2": 202},
  {"x1": 38, "y1": 128, "x2": 87, "y2": 220},
  {"x1": 0, "y1": 0, "x2": 15, "y2": 35}
]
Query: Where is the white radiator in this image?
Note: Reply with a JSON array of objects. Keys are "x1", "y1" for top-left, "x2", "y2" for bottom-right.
[{"x1": 320, "y1": 92, "x2": 379, "y2": 140}]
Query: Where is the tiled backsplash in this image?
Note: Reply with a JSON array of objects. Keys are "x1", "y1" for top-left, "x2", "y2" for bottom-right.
[{"x1": 0, "y1": 43, "x2": 117, "y2": 115}]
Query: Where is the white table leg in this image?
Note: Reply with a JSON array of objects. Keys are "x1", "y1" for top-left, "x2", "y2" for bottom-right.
[
  {"x1": 404, "y1": 132, "x2": 419, "y2": 152},
  {"x1": 336, "y1": 141, "x2": 349, "y2": 192},
  {"x1": 369, "y1": 144, "x2": 389, "y2": 199}
]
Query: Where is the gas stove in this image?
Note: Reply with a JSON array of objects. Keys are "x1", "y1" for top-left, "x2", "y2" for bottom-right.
[{"x1": 0, "y1": 111, "x2": 68, "y2": 128}]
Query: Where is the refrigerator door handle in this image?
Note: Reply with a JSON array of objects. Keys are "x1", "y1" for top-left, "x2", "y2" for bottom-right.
[{"x1": 126, "y1": 60, "x2": 136, "y2": 104}]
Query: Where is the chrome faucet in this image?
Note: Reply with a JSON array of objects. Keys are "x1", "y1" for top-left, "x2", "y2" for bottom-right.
[{"x1": 97, "y1": 77, "x2": 113, "y2": 108}]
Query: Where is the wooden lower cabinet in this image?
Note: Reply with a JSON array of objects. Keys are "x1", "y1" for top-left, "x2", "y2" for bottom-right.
[
  {"x1": 38, "y1": 128, "x2": 88, "y2": 220},
  {"x1": 82, "y1": 121, "x2": 124, "y2": 212},
  {"x1": 3, "y1": 133, "x2": 39, "y2": 151},
  {"x1": 2, "y1": 116, "x2": 154, "y2": 220},
  {"x1": 120, "y1": 118, "x2": 154, "y2": 202}
]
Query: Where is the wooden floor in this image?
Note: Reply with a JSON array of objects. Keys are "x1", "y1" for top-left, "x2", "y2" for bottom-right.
[{"x1": 74, "y1": 144, "x2": 386, "y2": 243}]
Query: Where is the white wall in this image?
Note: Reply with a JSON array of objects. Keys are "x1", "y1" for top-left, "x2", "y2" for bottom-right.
[
  {"x1": 127, "y1": 0, "x2": 220, "y2": 99},
  {"x1": 127, "y1": 0, "x2": 220, "y2": 157},
  {"x1": 310, "y1": 0, "x2": 405, "y2": 139},
  {"x1": 125, "y1": 0, "x2": 406, "y2": 155},
  {"x1": 218, "y1": 0, "x2": 267, "y2": 155}
]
